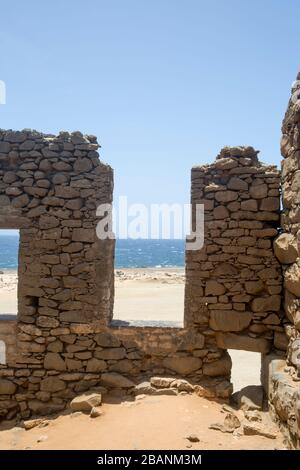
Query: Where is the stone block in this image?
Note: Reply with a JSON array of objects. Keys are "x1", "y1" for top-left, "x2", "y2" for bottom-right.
[
  {"x1": 209, "y1": 310, "x2": 252, "y2": 332},
  {"x1": 216, "y1": 333, "x2": 271, "y2": 353},
  {"x1": 162, "y1": 356, "x2": 202, "y2": 375},
  {"x1": 203, "y1": 353, "x2": 231, "y2": 377}
]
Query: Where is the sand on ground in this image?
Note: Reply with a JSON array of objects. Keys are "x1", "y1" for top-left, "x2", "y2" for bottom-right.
[
  {"x1": 0, "y1": 394, "x2": 284, "y2": 450},
  {"x1": 114, "y1": 268, "x2": 185, "y2": 326}
]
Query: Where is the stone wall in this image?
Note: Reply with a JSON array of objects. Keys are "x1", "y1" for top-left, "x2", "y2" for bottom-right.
[
  {"x1": 185, "y1": 146, "x2": 285, "y2": 354},
  {"x1": 0, "y1": 129, "x2": 232, "y2": 421},
  {"x1": 0, "y1": 129, "x2": 115, "y2": 326},
  {"x1": 264, "y1": 77, "x2": 300, "y2": 448},
  {"x1": 0, "y1": 112, "x2": 298, "y2": 446},
  {"x1": 0, "y1": 322, "x2": 232, "y2": 419}
]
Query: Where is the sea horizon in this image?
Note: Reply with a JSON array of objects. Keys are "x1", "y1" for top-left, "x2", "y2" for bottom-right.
[{"x1": 0, "y1": 235, "x2": 185, "y2": 270}]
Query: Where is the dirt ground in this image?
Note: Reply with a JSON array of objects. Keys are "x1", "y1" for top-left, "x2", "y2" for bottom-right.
[{"x1": 0, "y1": 395, "x2": 285, "y2": 451}]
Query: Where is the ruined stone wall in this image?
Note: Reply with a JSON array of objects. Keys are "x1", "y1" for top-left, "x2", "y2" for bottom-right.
[
  {"x1": 264, "y1": 77, "x2": 300, "y2": 448},
  {"x1": 1, "y1": 322, "x2": 232, "y2": 419},
  {"x1": 0, "y1": 129, "x2": 115, "y2": 326},
  {"x1": 0, "y1": 127, "x2": 296, "y2": 432},
  {"x1": 0, "y1": 129, "x2": 232, "y2": 421},
  {"x1": 185, "y1": 146, "x2": 284, "y2": 354}
]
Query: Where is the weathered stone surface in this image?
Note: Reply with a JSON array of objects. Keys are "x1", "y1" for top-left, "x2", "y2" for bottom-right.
[
  {"x1": 213, "y1": 206, "x2": 229, "y2": 219},
  {"x1": 70, "y1": 393, "x2": 102, "y2": 412},
  {"x1": 44, "y1": 353, "x2": 66, "y2": 371},
  {"x1": 203, "y1": 354, "x2": 231, "y2": 377},
  {"x1": 23, "y1": 418, "x2": 47, "y2": 430},
  {"x1": 86, "y1": 358, "x2": 107, "y2": 373},
  {"x1": 65, "y1": 358, "x2": 83, "y2": 371},
  {"x1": 262, "y1": 313, "x2": 281, "y2": 325},
  {"x1": 215, "y1": 156, "x2": 239, "y2": 170},
  {"x1": 241, "y1": 199, "x2": 258, "y2": 212},
  {"x1": 111, "y1": 359, "x2": 133, "y2": 374},
  {"x1": 37, "y1": 316, "x2": 60, "y2": 329},
  {"x1": 100, "y1": 373, "x2": 135, "y2": 389},
  {"x1": 185, "y1": 433, "x2": 200, "y2": 442},
  {"x1": 60, "y1": 311, "x2": 89, "y2": 323},
  {"x1": 0, "y1": 379, "x2": 16, "y2": 395},
  {"x1": 209, "y1": 413, "x2": 241, "y2": 433},
  {"x1": 244, "y1": 281, "x2": 264, "y2": 295},
  {"x1": 74, "y1": 158, "x2": 93, "y2": 173},
  {"x1": 234, "y1": 385, "x2": 263, "y2": 411},
  {"x1": 216, "y1": 381, "x2": 233, "y2": 399},
  {"x1": 249, "y1": 184, "x2": 268, "y2": 199},
  {"x1": 274, "y1": 233, "x2": 298, "y2": 264},
  {"x1": 152, "y1": 388, "x2": 178, "y2": 396},
  {"x1": 0, "y1": 141, "x2": 11, "y2": 153},
  {"x1": 40, "y1": 377, "x2": 66, "y2": 393},
  {"x1": 215, "y1": 190, "x2": 238, "y2": 203},
  {"x1": 251, "y1": 295, "x2": 281, "y2": 312},
  {"x1": 28, "y1": 400, "x2": 65, "y2": 416},
  {"x1": 150, "y1": 377, "x2": 174, "y2": 388},
  {"x1": 72, "y1": 228, "x2": 95, "y2": 243},
  {"x1": 90, "y1": 407, "x2": 103, "y2": 418},
  {"x1": 134, "y1": 382, "x2": 155, "y2": 396},
  {"x1": 209, "y1": 310, "x2": 252, "y2": 332},
  {"x1": 260, "y1": 197, "x2": 279, "y2": 211},
  {"x1": 163, "y1": 357, "x2": 202, "y2": 375},
  {"x1": 284, "y1": 263, "x2": 300, "y2": 296},
  {"x1": 55, "y1": 186, "x2": 79, "y2": 199},
  {"x1": 243, "y1": 422, "x2": 277, "y2": 439},
  {"x1": 94, "y1": 332, "x2": 121, "y2": 348},
  {"x1": 19, "y1": 324, "x2": 42, "y2": 336},
  {"x1": 95, "y1": 348, "x2": 126, "y2": 360},
  {"x1": 216, "y1": 333, "x2": 271, "y2": 353},
  {"x1": 169, "y1": 379, "x2": 193, "y2": 392},
  {"x1": 0, "y1": 195, "x2": 10, "y2": 206},
  {"x1": 274, "y1": 332, "x2": 288, "y2": 351},
  {"x1": 228, "y1": 177, "x2": 248, "y2": 191},
  {"x1": 205, "y1": 280, "x2": 225, "y2": 296}
]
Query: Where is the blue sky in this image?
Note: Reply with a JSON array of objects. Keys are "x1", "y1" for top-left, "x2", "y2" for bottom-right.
[{"x1": 0, "y1": 0, "x2": 299, "y2": 209}]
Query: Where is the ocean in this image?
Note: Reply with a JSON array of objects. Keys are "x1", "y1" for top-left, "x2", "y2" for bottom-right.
[{"x1": 0, "y1": 235, "x2": 185, "y2": 270}]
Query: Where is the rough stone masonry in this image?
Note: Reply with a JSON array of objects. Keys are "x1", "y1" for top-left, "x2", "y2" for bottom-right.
[
  {"x1": 0, "y1": 73, "x2": 299, "y2": 448},
  {"x1": 262, "y1": 75, "x2": 300, "y2": 449},
  {"x1": 0, "y1": 130, "x2": 115, "y2": 326},
  {"x1": 0, "y1": 129, "x2": 232, "y2": 422},
  {"x1": 185, "y1": 146, "x2": 284, "y2": 352}
]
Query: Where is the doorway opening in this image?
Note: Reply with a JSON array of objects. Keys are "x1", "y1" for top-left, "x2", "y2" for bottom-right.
[
  {"x1": 229, "y1": 349, "x2": 262, "y2": 393},
  {"x1": 112, "y1": 239, "x2": 185, "y2": 327},
  {"x1": 0, "y1": 229, "x2": 19, "y2": 320}
]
